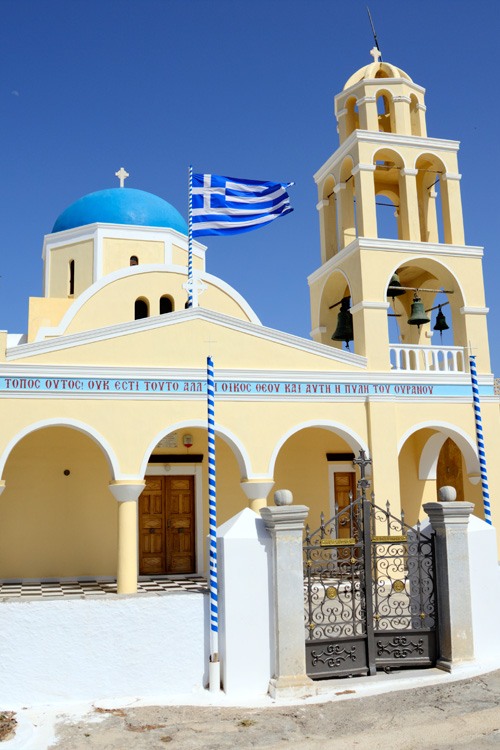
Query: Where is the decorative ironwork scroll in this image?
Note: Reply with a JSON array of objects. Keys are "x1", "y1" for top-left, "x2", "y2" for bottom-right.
[{"x1": 304, "y1": 475, "x2": 437, "y2": 680}]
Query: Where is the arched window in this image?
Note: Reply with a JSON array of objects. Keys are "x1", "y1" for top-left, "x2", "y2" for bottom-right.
[
  {"x1": 376, "y1": 92, "x2": 394, "y2": 133},
  {"x1": 69, "y1": 260, "x2": 75, "y2": 296},
  {"x1": 344, "y1": 97, "x2": 359, "y2": 138},
  {"x1": 134, "y1": 298, "x2": 149, "y2": 320},
  {"x1": 159, "y1": 295, "x2": 173, "y2": 314},
  {"x1": 130, "y1": 256, "x2": 139, "y2": 266}
]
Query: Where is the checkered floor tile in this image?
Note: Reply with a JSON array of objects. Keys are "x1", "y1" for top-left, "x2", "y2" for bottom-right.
[{"x1": 0, "y1": 576, "x2": 208, "y2": 600}]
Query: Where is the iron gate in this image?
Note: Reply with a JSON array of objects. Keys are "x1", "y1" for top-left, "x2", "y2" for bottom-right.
[{"x1": 304, "y1": 459, "x2": 437, "y2": 679}]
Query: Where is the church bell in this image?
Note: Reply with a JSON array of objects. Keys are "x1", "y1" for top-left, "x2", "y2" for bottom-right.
[
  {"x1": 387, "y1": 273, "x2": 406, "y2": 300},
  {"x1": 332, "y1": 297, "x2": 353, "y2": 349},
  {"x1": 433, "y1": 305, "x2": 449, "y2": 337},
  {"x1": 407, "y1": 294, "x2": 430, "y2": 328}
]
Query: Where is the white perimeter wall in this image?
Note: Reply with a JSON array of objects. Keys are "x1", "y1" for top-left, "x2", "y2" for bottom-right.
[{"x1": 0, "y1": 592, "x2": 208, "y2": 707}]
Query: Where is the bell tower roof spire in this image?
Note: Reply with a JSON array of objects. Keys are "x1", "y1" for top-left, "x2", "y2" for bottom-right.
[{"x1": 343, "y1": 57, "x2": 413, "y2": 91}]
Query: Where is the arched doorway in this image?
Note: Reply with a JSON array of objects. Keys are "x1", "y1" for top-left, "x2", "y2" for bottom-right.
[{"x1": 436, "y1": 437, "x2": 464, "y2": 501}]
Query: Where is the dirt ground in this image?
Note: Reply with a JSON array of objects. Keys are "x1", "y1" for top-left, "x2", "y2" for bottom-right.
[{"x1": 43, "y1": 669, "x2": 500, "y2": 750}]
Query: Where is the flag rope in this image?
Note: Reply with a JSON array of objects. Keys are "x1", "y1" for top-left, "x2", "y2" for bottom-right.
[
  {"x1": 187, "y1": 165, "x2": 193, "y2": 307},
  {"x1": 469, "y1": 354, "x2": 492, "y2": 524},
  {"x1": 207, "y1": 355, "x2": 219, "y2": 658}
]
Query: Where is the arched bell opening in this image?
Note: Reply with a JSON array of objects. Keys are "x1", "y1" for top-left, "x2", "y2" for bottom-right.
[
  {"x1": 319, "y1": 175, "x2": 338, "y2": 263},
  {"x1": 398, "y1": 426, "x2": 482, "y2": 526},
  {"x1": 319, "y1": 270, "x2": 355, "y2": 352},
  {"x1": 372, "y1": 148, "x2": 404, "y2": 240},
  {"x1": 386, "y1": 260, "x2": 463, "y2": 362},
  {"x1": 376, "y1": 90, "x2": 395, "y2": 133},
  {"x1": 338, "y1": 156, "x2": 356, "y2": 249},
  {"x1": 415, "y1": 153, "x2": 449, "y2": 244},
  {"x1": 344, "y1": 96, "x2": 359, "y2": 138}
]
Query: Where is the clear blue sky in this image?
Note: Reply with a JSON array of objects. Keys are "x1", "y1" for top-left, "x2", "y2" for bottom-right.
[{"x1": 2, "y1": 0, "x2": 500, "y2": 371}]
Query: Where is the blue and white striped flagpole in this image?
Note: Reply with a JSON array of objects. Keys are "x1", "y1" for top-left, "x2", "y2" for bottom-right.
[
  {"x1": 206, "y1": 355, "x2": 220, "y2": 691},
  {"x1": 187, "y1": 165, "x2": 194, "y2": 308},
  {"x1": 470, "y1": 354, "x2": 492, "y2": 525}
]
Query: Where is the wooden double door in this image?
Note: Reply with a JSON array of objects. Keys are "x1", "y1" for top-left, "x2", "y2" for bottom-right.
[{"x1": 139, "y1": 476, "x2": 195, "y2": 575}]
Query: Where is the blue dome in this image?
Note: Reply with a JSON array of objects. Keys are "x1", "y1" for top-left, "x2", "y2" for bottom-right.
[{"x1": 52, "y1": 188, "x2": 188, "y2": 234}]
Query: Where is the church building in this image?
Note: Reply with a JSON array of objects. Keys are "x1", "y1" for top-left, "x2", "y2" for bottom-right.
[{"x1": 0, "y1": 50, "x2": 497, "y2": 596}]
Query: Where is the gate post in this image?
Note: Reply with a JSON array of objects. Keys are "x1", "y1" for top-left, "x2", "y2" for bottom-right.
[
  {"x1": 260, "y1": 504, "x2": 313, "y2": 698},
  {"x1": 423, "y1": 501, "x2": 475, "y2": 670}
]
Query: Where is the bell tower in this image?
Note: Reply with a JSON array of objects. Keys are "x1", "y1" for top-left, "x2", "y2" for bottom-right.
[{"x1": 309, "y1": 50, "x2": 490, "y2": 374}]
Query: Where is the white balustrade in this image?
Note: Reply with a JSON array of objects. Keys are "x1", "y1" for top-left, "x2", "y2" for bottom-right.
[{"x1": 389, "y1": 344, "x2": 466, "y2": 373}]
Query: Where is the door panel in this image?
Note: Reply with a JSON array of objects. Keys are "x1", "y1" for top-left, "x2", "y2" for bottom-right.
[
  {"x1": 139, "y1": 476, "x2": 195, "y2": 575},
  {"x1": 139, "y1": 478, "x2": 166, "y2": 574},
  {"x1": 334, "y1": 471, "x2": 356, "y2": 539},
  {"x1": 167, "y1": 477, "x2": 195, "y2": 573}
]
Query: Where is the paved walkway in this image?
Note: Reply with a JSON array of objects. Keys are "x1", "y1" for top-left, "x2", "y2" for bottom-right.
[{"x1": 6, "y1": 661, "x2": 500, "y2": 749}]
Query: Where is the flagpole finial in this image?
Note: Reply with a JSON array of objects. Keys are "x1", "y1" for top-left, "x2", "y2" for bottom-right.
[{"x1": 115, "y1": 167, "x2": 129, "y2": 188}]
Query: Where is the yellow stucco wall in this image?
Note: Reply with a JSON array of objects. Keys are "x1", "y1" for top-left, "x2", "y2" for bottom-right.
[
  {"x1": 0, "y1": 427, "x2": 117, "y2": 578},
  {"x1": 48, "y1": 240, "x2": 94, "y2": 298},
  {"x1": 102, "y1": 238, "x2": 164, "y2": 275}
]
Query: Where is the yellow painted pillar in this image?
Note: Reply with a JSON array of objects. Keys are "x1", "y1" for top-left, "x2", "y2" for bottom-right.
[
  {"x1": 334, "y1": 182, "x2": 356, "y2": 249},
  {"x1": 415, "y1": 102, "x2": 427, "y2": 137},
  {"x1": 441, "y1": 173, "x2": 464, "y2": 245},
  {"x1": 357, "y1": 96, "x2": 378, "y2": 131},
  {"x1": 109, "y1": 481, "x2": 145, "y2": 594},
  {"x1": 392, "y1": 95, "x2": 412, "y2": 134},
  {"x1": 366, "y1": 400, "x2": 402, "y2": 517},
  {"x1": 351, "y1": 164, "x2": 377, "y2": 238},
  {"x1": 350, "y1": 301, "x2": 392, "y2": 370},
  {"x1": 240, "y1": 479, "x2": 275, "y2": 513},
  {"x1": 336, "y1": 108, "x2": 348, "y2": 142},
  {"x1": 399, "y1": 168, "x2": 420, "y2": 241}
]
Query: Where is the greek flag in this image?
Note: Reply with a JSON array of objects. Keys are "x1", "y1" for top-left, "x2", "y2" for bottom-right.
[{"x1": 191, "y1": 173, "x2": 293, "y2": 237}]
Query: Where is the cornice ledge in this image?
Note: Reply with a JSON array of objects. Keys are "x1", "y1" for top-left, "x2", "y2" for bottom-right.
[{"x1": 6, "y1": 308, "x2": 368, "y2": 369}]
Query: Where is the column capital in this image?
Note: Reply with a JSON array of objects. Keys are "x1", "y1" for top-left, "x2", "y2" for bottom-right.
[
  {"x1": 316, "y1": 199, "x2": 330, "y2": 211},
  {"x1": 442, "y1": 172, "x2": 462, "y2": 181},
  {"x1": 400, "y1": 168, "x2": 419, "y2": 177},
  {"x1": 423, "y1": 501, "x2": 474, "y2": 530},
  {"x1": 333, "y1": 182, "x2": 346, "y2": 194},
  {"x1": 240, "y1": 479, "x2": 274, "y2": 502},
  {"x1": 460, "y1": 306, "x2": 489, "y2": 316},
  {"x1": 260, "y1": 505, "x2": 309, "y2": 533},
  {"x1": 356, "y1": 95, "x2": 376, "y2": 106},
  {"x1": 351, "y1": 163, "x2": 376, "y2": 176},
  {"x1": 0, "y1": 480, "x2": 6, "y2": 497},
  {"x1": 350, "y1": 300, "x2": 390, "y2": 315},
  {"x1": 392, "y1": 95, "x2": 412, "y2": 104},
  {"x1": 109, "y1": 480, "x2": 145, "y2": 503}
]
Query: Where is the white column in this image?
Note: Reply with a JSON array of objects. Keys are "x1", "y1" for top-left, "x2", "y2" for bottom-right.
[
  {"x1": 423, "y1": 500, "x2": 475, "y2": 670},
  {"x1": 260, "y1": 504, "x2": 313, "y2": 697}
]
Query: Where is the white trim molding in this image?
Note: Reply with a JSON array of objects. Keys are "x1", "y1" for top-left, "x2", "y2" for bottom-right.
[{"x1": 460, "y1": 306, "x2": 489, "y2": 315}]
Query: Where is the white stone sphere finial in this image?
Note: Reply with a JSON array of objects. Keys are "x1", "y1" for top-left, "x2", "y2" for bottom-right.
[
  {"x1": 274, "y1": 489, "x2": 293, "y2": 506},
  {"x1": 438, "y1": 486, "x2": 457, "y2": 502},
  {"x1": 115, "y1": 167, "x2": 129, "y2": 188}
]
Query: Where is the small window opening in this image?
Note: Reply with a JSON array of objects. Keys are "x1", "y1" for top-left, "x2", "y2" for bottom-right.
[
  {"x1": 134, "y1": 298, "x2": 149, "y2": 320},
  {"x1": 160, "y1": 295, "x2": 173, "y2": 314},
  {"x1": 130, "y1": 255, "x2": 139, "y2": 266},
  {"x1": 69, "y1": 260, "x2": 75, "y2": 296}
]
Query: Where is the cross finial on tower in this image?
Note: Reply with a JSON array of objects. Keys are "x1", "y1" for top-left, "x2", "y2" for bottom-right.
[
  {"x1": 370, "y1": 46, "x2": 382, "y2": 63},
  {"x1": 115, "y1": 167, "x2": 129, "y2": 188}
]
